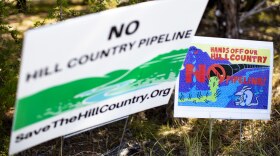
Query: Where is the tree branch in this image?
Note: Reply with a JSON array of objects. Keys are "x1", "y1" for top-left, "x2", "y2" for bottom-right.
[{"x1": 239, "y1": 1, "x2": 279, "y2": 23}]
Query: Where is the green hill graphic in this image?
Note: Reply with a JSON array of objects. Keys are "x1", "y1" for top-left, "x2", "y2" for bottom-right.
[{"x1": 14, "y1": 49, "x2": 188, "y2": 131}]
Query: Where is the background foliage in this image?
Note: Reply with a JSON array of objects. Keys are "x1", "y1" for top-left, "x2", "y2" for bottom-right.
[{"x1": 0, "y1": 0, "x2": 279, "y2": 155}]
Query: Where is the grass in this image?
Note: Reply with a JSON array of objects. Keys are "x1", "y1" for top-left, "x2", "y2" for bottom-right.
[{"x1": 0, "y1": 0, "x2": 280, "y2": 155}]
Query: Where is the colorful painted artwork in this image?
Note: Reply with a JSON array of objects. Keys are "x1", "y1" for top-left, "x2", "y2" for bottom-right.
[{"x1": 175, "y1": 36, "x2": 273, "y2": 120}]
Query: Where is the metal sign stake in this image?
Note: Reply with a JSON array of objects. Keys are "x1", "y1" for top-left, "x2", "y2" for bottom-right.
[
  {"x1": 118, "y1": 116, "x2": 130, "y2": 156},
  {"x1": 239, "y1": 120, "x2": 243, "y2": 152}
]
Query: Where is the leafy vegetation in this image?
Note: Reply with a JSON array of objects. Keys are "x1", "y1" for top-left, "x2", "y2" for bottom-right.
[{"x1": 0, "y1": 0, "x2": 280, "y2": 155}]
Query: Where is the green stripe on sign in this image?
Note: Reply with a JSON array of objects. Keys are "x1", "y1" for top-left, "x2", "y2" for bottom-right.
[{"x1": 13, "y1": 49, "x2": 188, "y2": 131}]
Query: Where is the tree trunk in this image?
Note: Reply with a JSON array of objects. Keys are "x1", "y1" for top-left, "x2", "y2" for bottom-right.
[
  {"x1": 216, "y1": 0, "x2": 226, "y2": 37},
  {"x1": 222, "y1": 0, "x2": 240, "y2": 38},
  {"x1": 16, "y1": 0, "x2": 27, "y2": 13}
]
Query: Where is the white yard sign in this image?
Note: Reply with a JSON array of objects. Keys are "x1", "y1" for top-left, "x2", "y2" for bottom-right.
[
  {"x1": 10, "y1": 0, "x2": 208, "y2": 154},
  {"x1": 175, "y1": 36, "x2": 273, "y2": 120}
]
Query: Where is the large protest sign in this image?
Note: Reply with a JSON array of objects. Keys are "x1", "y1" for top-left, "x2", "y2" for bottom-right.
[
  {"x1": 175, "y1": 36, "x2": 273, "y2": 120},
  {"x1": 10, "y1": 0, "x2": 208, "y2": 154}
]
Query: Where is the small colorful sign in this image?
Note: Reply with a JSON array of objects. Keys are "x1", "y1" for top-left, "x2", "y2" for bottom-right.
[
  {"x1": 9, "y1": 0, "x2": 208, "y2": 154},
  {"x1": 175, "y1": 36, "x2": 273, "y2": 120}
]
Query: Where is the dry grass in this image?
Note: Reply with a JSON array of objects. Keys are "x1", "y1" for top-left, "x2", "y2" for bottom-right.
[{"x1": 1, "y1": 0, "x2": 280, "y2": 155}]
